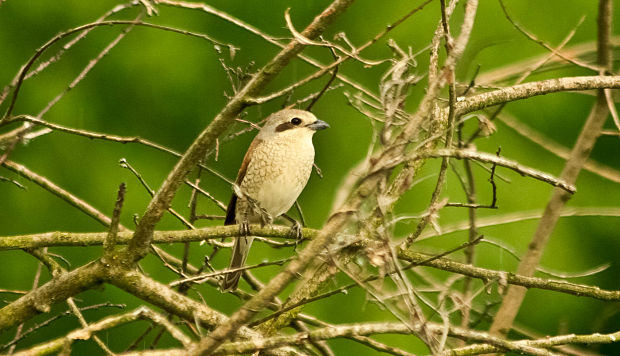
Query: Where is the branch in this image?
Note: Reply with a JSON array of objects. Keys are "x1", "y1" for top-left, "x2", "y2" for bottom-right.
[
  {"x1": 0, "y1": 2, "x2": 137, "y2": 107},
  {"x1": 1, "y1": 115, "x2": 233, "y2": 195},
  {"x1": 398, "y1": 249, "x2": 620, "y2": 301},
  {"x1": 498, "y1": 112, "x2": 620, "y2": 184},
  {"x1": 26, "y1": 248, "x2": 115, "y2": 355},
  {"x1": 476, "y1": 36, "x2": 620, "y2": 85},
  {"x1": 456, "y1": 75, "x2": 620, "y2": 117},
  {"x1": 418, "y1": 148, "x2": 576, "y2": 193},
  {"x1": 418, "y1": 206, "x2": 620, "y2": 240},
  {"x1": 0, "y1": 261, "x2": 106, "y2": 332},
  {"x1": 5, "y1": 224, "x2": 615, "y2": 301},
  {"x1": 438, "y1": 330, "x2": 620, "y2": 356},
  {"x1": 1, "y1": 160, "x2": 121, "y2": 229},
  {"x1": 121, "y1": 323, "x2": 620, "y2": 356},
  {"x1": 0, "y1": 225, "x2": 315, "y2": 250},
  {"x1": 498, "y1": 0, "x2": 599, "y2": 72},
  {"x1": 157, "y1": 0, "x2": 383, "y2": 102},
  {"x1": 374, "y1": 148, "x2": 576, "y2": 194},
  {"x1": 0, "y1": 20, "x2": 235, "y2": 121},
  {"x1": 105, "y1": 268, "x2": 299, "y2": 356},
  {"x1": 12, "y1": 307, "x2": 191, "y2": 356}
]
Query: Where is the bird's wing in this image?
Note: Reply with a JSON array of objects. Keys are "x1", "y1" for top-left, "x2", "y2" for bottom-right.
[{"x1": 224, "y1": 138, "x2": 263, "y2": 225}]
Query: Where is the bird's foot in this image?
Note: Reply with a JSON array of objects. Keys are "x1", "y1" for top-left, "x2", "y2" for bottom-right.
[
  {"x1": 239, "y1": 219, "x2": 251, "y2": 236},
  {"x1": 288, "y1": 220, "x2": 303, "y2": 250}
]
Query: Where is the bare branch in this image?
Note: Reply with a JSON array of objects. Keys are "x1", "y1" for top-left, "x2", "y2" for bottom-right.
[
  {"x1": 456, "y1": 75, "x2": 620, "y2": 117},
  {"x1": 376, "y1": 148, "x2": 576, "y2": 194},
  {"x1": 0, "y1": 262, "x2": 106, "y2": 332},
  {"x1": 2, "y1": 160, "x2": 124, "y2": 229},
  {"x1": 498, "y1": 0, "x2": 600, "y2": 72},
  {"x1": 0, "y1": 225, "x2": 317, "y2": 250},
  {"x1": 398, "y1": 249, "x2": 620, "y2": 301},
  {"x1": 498, "y1": 112, "x2": 620, "y2": 183},
  {"x1": 12, "y1": 307, "x2": 191, "y2": 356}
]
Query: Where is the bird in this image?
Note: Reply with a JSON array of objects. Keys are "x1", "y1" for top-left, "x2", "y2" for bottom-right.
[{"x1": 220, "y1": 108, "x2": 329, "y2": 291}]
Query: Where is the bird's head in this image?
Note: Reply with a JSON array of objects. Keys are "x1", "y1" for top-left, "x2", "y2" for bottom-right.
[{"x1": 257, "y1": 109, "x2": 329, "y2": 141}]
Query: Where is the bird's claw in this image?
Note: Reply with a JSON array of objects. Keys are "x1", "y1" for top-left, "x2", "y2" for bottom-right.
[
  {"x1": 288, "y1": 221, "x2": 303, "y2": 250},
  {"x1": 239, "y1": 220, "x2": 251, "y2": 236}
]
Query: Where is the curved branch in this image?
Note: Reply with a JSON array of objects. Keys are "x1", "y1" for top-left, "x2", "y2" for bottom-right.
[
  {"x1": 2, "y1": 225, "x2": 617, "y2": 301},
  {"x1": 422, "y1": 148, "x2": 576, "y2": 193},
  {"x1": 456, "y1": 75, "x2": 620, "y2": 116},
  {"x1": 398, "y1": 249, "x2": 620, "y2": 301}
]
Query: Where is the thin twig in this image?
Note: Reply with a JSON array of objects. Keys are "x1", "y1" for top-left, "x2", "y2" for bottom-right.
[
  {"x1": 1, "y1": 20, "x2": 235, "y2": 121},
  {"x1": 104, "y1": 183, "x2": 127, "y2": 256},
  {"x1": 499, "y1": 0, "x2": 599, "y2": 72}
]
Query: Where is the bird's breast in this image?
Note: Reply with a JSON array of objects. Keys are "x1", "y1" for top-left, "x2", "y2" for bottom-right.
[{"x1": 240, "y1": 136, "x2": 315, "y2": 218}]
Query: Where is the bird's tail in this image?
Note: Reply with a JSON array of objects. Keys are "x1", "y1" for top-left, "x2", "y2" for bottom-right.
[{"x1": 220, "y1": 235, "x2": 254, "y2": 291}]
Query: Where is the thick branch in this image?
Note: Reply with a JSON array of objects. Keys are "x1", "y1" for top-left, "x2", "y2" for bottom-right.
[
  {"x1": 212, "y1": 322, "x2": 533, "y2": 356},
  {"x1": 0, "y1": 261, "x2": 106, "y2": 332},
  {"x1": 2, "y1": 226, "x2": 616, "y2": 301},
  {"x1": 0, "y1": 225, "x2": 317, "y2": 250},
  {"x1": 438, "y1": 331, "x2": 620, "y2": 356}
]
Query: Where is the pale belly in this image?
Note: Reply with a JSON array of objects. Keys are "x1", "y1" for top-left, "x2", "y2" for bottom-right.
[
  {"x1": 238, "y1": 136, "x2": 315, "y2": 221},
  {"x1": 254, "y1": 168, "x2": 310, "y2": 218}
]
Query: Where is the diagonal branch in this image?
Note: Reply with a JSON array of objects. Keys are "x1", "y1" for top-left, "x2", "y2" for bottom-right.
[{"x1": 2, "y1": 160, "x2": 122, "y2": 229}]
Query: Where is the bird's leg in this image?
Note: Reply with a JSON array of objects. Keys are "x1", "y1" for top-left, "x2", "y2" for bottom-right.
[
  {"x1": 290, "y1": 220, "x2": 303, "y2": 250},
  {"x1": 234, "y1": 185, "x2": 255, "y2": 236},
  {"x1": 282, "y1": 214, "x2": 304, "y2": 250},
  {"x1": 238, "y1": 200, "x2": 251, "y2": 236},
  {"x1": 258, "y1": 206, "x2": 272, "y2": 226},
  {"x1": 239, "y1": 217, "x2": 251, "y2": 236},
  {"x1": 244, "y1": 194, "x2": 272, "y2": 227}
]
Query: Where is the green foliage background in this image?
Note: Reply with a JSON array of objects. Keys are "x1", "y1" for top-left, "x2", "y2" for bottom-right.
[{"x1": 0, "y1": 0, "x2": 619, "y2": 354}]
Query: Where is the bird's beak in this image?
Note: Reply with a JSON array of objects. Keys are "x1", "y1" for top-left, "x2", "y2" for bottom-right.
[{"x1": 306, "y1": 119, "x2": 330, "y2": 131}]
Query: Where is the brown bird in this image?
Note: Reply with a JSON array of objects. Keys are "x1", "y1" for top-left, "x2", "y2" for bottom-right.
[{"x1": 221, "y1": 109, "x2": 329, "y2": 291}]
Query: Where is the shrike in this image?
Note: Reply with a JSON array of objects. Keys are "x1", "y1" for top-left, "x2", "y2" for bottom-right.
[{"x1": 221, "y1": 109, "x2": 329, "y2": 291}]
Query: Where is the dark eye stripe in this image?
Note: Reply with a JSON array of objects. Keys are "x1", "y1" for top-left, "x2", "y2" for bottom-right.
[{"x1": 275, "y1": 122, "x2": 295, "y2": 132}]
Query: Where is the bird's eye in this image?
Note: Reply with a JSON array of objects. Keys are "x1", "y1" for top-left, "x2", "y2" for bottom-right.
[{"x1": 291, "y1": 117, "x2": 302, "y2": 125}]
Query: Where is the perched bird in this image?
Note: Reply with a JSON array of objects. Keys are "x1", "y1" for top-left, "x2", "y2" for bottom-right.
[{"x1": 221, "y1": 109, "x2": 329, "y2": 291}]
